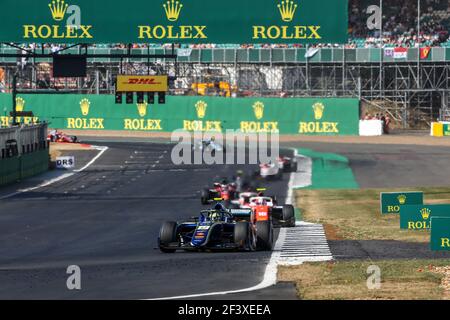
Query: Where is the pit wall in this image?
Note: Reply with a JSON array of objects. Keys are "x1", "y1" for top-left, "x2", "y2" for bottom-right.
[
  {"x1": 0, "y1": 94, "x2": 360, "y2": 135},
  {"x1": 0, "y1": 149, "x2": 49, "y2": 186},
  {"x1": 0, "y1": 124, "x2": 49, "y2": 187}
]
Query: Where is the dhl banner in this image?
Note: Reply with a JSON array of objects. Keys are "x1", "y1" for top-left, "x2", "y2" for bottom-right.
[
  {"x1": 0, "y1": 94, "x2": 360, "y2": 135},
  {"x1": 116, "y1": 75, "x2": 168, "y2": 92},
  {"x1": 0, "y1": 0, "x2": 348, "y2": 44}
]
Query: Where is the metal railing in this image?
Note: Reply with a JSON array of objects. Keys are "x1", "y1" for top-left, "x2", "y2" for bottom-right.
[
  {"x1": 2, "y1": 47, "x2": 450, "y2": 64},
  {"x1": 0, "y1": 123, "x2": 48, "y2": 159}
]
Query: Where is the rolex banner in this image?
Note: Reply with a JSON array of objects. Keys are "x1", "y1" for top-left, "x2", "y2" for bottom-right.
[
  {"x1": 0, "y1": 95, "x2": 360, "y2": 135},
  {"x1": 430, "y1": 218, "x2": 450, "y2": 251},
  {"x1": 400, "y1": 204, "x2": 450, "y2": 230},
  {"x1": 0, "y1": 0, "x2": 348, "y2": 44},
  {"x1": 380, "y1": 192, "x2": 423, "y2": 215}
]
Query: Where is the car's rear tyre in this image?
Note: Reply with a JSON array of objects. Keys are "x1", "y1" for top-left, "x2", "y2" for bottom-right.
[
  {"x1": 201, "y1": 188, "x2": 210, "y2": 205},
  {"x1": 277, "y1": 170, "x2": 283, "y2": 180},
  {"x1": 256, "y1": 221, "x2": 273, "y2": 251},
  {"x1": 159, "y1": 221, "x2": 178, "y2": 253},
  {"x1": 292, "y1": 160, "x2": 298, "y2": 172},
  {"x1": 234, "y1": 221, "x2": 250, "y2": 249},
  {"x1": 282, "y1": 205, "x2": 296, "y2": 227}
]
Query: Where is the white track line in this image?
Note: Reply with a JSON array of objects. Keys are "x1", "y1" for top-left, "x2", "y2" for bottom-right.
[
  {"x1": 0, "y1": 145, "x2": 108, "y2": 200},
  {"x1": 74, "y1": 146, "x2": 109, "y2": 172},
  {"x1": 149, "y1": 148, "x2": 304, "y2": 301},
  {"x1": 278, "y1": 223, "x2": 332, "y2": 266}
]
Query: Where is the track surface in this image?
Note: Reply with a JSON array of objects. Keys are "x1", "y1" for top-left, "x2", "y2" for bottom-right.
[
  {"x1": 286, "y1": 141, "x2": 450, "y2": 261},
  {"x1": 0, "y1": 142, "x2": 290, "y2": 299},
  {"x1": 2, "y1": 139, "x2": 450, "y2": 299},
  {"x1": 285, "y1": 141, "x2": 450, "y2": 188}
]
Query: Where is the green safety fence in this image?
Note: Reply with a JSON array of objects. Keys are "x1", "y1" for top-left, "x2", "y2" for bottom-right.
[
  {"x1": 0, "y1": 94, "x2": 360, "y2": 135},
  {"x1": 0, "y1": 149, "x2": 49, "y2": 186}
]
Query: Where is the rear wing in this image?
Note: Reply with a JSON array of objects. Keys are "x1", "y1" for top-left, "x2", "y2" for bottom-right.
[{"x1": 229, "y1": 209, "x2": 252, "y2": 217}]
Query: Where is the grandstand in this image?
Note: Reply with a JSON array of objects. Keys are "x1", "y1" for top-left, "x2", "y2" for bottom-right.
[{"x1": 1, "y1": 0, "x2": 450, "y2": 124}]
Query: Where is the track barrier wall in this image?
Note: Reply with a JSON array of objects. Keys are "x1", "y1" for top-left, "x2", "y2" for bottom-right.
[
  {"x1": 0, "y1": 124, "x2": 49, "y2": 187},
  {"x1": 0, "y1": 94, "x2": 360, "y2": 135}
]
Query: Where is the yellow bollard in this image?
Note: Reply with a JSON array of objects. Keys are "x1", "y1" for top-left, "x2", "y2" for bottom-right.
[{"x1": 431, "y1": 122, "x2": 444, "y2": 137}]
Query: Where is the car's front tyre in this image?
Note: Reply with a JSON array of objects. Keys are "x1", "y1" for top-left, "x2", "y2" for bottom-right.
[
  {"x1": 159, "y1": 221, "x2": 178, "y2": 253},
  {"x1": 282, "y1": 205, "x2": 296, "y2": 227}
]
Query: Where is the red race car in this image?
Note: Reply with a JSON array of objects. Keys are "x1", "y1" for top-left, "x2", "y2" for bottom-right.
[
  {"x1": 47, "y1": 130, "x2": 79, "y2": 143},
  {"x1": 248, "y1": 196, "x2": 296, "y2": 228},
  {"x1": 200, "y1": 182, "x2": 237, "y2": 205}
]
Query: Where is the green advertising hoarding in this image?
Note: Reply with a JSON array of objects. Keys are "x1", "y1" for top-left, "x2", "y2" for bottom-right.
[
  {"x1": 400, "y1": 204, "x2": 450, "y2": 230},
  {"x1": 430, "y1": 217, "x2": 450, "y2": 251},
  {"x1": 380, "y1": 192, "x2": 423, "y2": 214},
  {"x1": 0, "y1": 94, "x2": 360, "y2": 135},
  {"x1": 0, "y1": 0, "x2": 348, "y2": 44},
  {"x1": 444, "y1": 124, "x2": 450, "y2": 136}
]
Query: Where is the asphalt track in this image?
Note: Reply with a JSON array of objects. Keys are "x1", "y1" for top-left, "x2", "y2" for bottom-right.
[
  {"x1": 286, "y1": 141, "x2": 450, "y2": 261},
  {"x1": 2, "y1": 139, "x2": 450, "y2": 299},
  {"x1": 0, "y1": 142, "x2": 292, "y2": 299},
  {"x1": 284, "y1": 141, "x2": 450, "y2": 188}
]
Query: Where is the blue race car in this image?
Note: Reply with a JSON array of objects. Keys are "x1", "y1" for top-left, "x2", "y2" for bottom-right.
[{"x1": 158, "y1": 203, "x2": 273, "y2": 253}]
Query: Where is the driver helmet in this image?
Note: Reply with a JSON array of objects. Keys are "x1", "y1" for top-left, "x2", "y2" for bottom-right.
[
  {"x1": 256, "y1": 198, "x2": 267, "y2": 205},
  {"x1": 214, "y1": 202, "x2": 226, "y2": 211},
  {"x1": 209, "y1": 211, "x2": 221, "y2": 221}
]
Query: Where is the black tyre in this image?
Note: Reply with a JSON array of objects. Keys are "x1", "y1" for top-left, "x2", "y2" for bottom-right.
[
  {"x1": 256, "y1": 221, "x2": 273, "y2": 251},
  {"x1": 159, "y1": 221, "x2": 178, "y2": 253},
  {"x1": 277, "y1": 170, "x2": 283, "y2": 180},
  {"x1": 270, "y1": 195, "x2": 278, "y2": 205},
  {"x1": 234, "y1": 221, "x2": 250, "y2": 249},
  {"x1": 282, "y1": 205, "x2": 296, "y2": 227},
  {"x1": 201, "y1": 188, "x2": 210, "y2": 205},
  {"x1": 292, "y1": 160, "x2": 298, "y2": 172}
]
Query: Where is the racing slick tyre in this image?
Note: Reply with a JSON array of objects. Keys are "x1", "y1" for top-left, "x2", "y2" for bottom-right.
[
  {"x1": 201, "y1": 188, "x2": 210, "y2": 205},
  {"x1": 159, "y1": 221, "x2": 178, "y2": 253},
  {"x1": 256, "y1": 221, "x2": 273, "y2": 251},
  {"x1": 282, "y1": 205, "x2": 296, "y2": 227},
  {"x1": 234, "y1": 221, "x2": 254, "y2": 251},
  {"x1": 292, "y1": 160, "x2": 298, "y2": 173},
  {"x1": 277, "y1": 170, "x2": 283, "y2": 180}
]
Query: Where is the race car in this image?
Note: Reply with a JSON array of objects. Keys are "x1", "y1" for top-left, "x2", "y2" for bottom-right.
[
  {"x1": 259, "y1": 162, "x2": 283, "y2": 180},
  {"x1": 158, "y1": 203, "x2": 273, "y2": 253},
  {"x1": 231, "y1": 191, "x2": 259, "y2": 208},
  {"x1": 277, "y1": 156, "x2": 297, "y2": 173},
  {"x1": 200, "y1": 181, "x2": 237, "y2": 205},
  {"x1": 248, "y1": 196, "x2": 296, "y2": 228},
  {"x1": 193, "y1": 137, "x2": 226, "y2": 155},
  {"x1": 47, "y1": 129, "x2": 78, "y2": 143}
]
